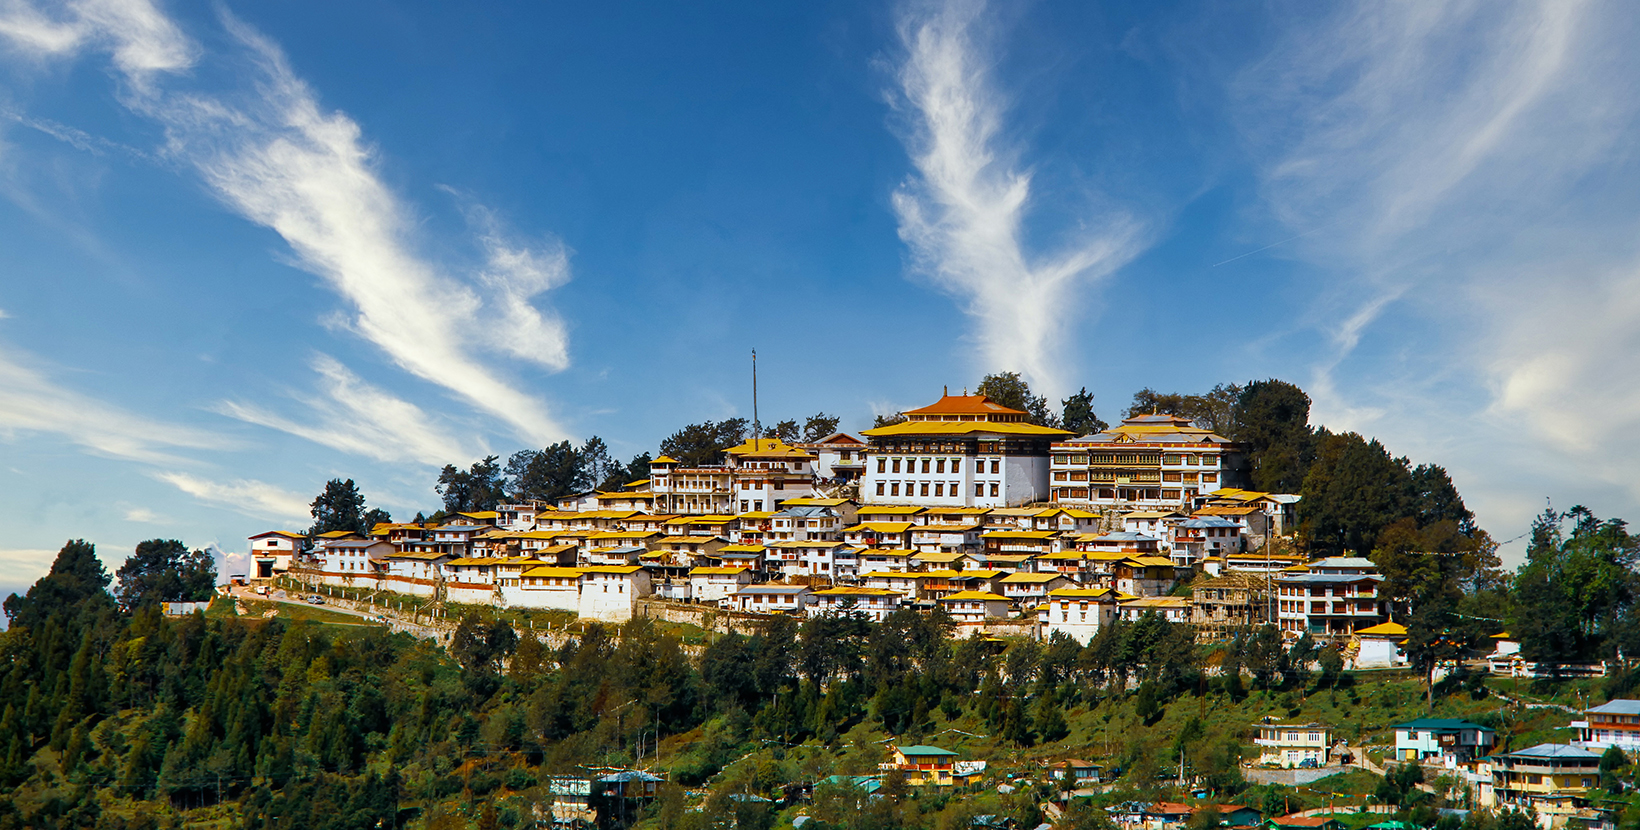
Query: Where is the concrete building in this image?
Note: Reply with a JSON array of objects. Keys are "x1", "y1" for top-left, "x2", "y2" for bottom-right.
[
  {"x1": 1037, "y1": 587, "x2": 1121, "y2": 644},
  {"x1": 1482, "y1": 743, "x2": 1602, "y2": 828},
  {"x1": 577, "y1": 566, "x2": 651, "y2": 622},
  {"x1": 729, "y1": 583, "x2": 814, "y2": 615},
  {"x1": 1392, "y1": 718, "x2": 1496, "y2": 764},
  {"x1": 510, "y1": 566, "x2": 583, "y2": 612},
  {"x1": 808, "y1": 586, "x2": 904, "y2": 621},
  {"x1": 886, "y1": 745, "x2": 959, "y2": 787},
  {"x1": 1049, "y1": 414, "x2": 1248, "y2": 509},
  {"x1": 1573, "y1": 700, "x2": 1640, "y2": 752},
  {"x1": 860, "y1": 391, "x2": 1071, "y2": 507},
  {"x1": 247, "y1": 530, "x2": 303, "y2": 580},
  {"x1": 689, "y1": 566, "x2": 754, "y2": 606},
  {"x1": 1254, "y1": 722, "x2": 1333, "y2": 768},
  {"x1": 1276, "y1": 557, "x2": 1387, "y2": 637},
  {"x1": 938, "y1": 590, "x2": 1012, "y2": 622}
]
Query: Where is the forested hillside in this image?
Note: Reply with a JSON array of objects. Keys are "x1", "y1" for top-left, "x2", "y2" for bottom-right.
[{"x1": 4, "y1": 505, "x2": 1640, "y2": 830}]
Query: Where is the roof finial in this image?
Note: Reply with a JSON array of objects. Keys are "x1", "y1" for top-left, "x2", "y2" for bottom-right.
[{"x1": 944, "y1": 385, "x2": 949, "y2": 396}]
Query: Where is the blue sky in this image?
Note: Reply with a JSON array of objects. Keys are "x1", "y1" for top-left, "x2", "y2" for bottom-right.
[{"x1": 2, "y1": 0, "x2": 1639, "y2": 597}]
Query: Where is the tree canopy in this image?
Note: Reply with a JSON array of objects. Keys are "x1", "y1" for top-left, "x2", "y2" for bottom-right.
[
  {"x1": 307, "y1": 478, "x2": 384, "y2": 536},
  {"x1": 660, "y1": 419, "x2": 750, "y2": 467},
  {"x1": 113, "y1": 539, "x2": 216, "y2": 612}
]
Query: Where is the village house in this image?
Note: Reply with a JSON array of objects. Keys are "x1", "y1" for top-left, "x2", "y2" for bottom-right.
[
  {"x1": 1038, "y1": 587, "x2": 1122, "y2": 644},
  {"x1": 577, "y1": 566, "x2": 651, "y2": 622},
  {"x1": 316, "y1": 538, "x2": 394, "y2": 588},
  {"x1": 999, "y1": 571, "x2": 1073, "y2": 607},
  {"x1": 779, "y1": 496, "x2": 860, "y2": 526},
  {"x1": 797, "y1": 433, "x2": 869, "y2": 485},
  {"x1": 724, "y1": 437, "x2": 818, "y2": 512},
  {"x1": 808, "y1": 586, "x2": 904, "y2": 621},
  {"x1": 1573, "y1": 700, "x2": 1640, "y2": 752},
  {"x1": 1112, "y1": 556, "x2": 1180, "y2": 596},
  {"x1": 443, "y1": 557, "x2": 502, "y2": 604},
  {"x1": 647, "y1": 457, "x2": 734, "y2": 515},
  {"x1": 768, "y1": 505, "x2": 844, "y2": 541},
  {"x1": 380, "y1": 550, "x2": 449, "y2": 597},
  {"x1": 860, "y1": 391, "x2": 1072, "y2": 507},
  {"x1": 909, "y1": 522, "x2": 984, "y2": 553},
  {"x1": 1172, "y1": 516, "x2": 1243, "y2": 566},
  {"x1": 689, "y1": 566, "x2": 754, "y2": 606},
  {"x1": 1393, "y1": 718, "x2": 1496, "y2": 764},
  {"x1": 938, "y1": 590, "x2": 1013, "y2": 622},
  {"x1": 730, "y1": 583, "x2": 814, "y2": 615},
  {"x1": 1254, "y1": 722, "x2": 1333, "y2": 768},
  {"x1": 884, "y1": 745, "x2": 959, "y2": 787},
  {"x1": 1118, "y1": 596, "x2": 1191, "y2": 622},
  {"x1": 509, "y1": 566, "x2": 583, "y2": 612},
  {"x1": 908, "y1": 550, "x2": 965, "y2": 571},
  {"x1": 1481, "y1": 743, "x2": 1602, "y2": 827},
  {"x1": 844, "y1": 521, "x2": 915, "y2": 549},
  {"x1": 981, "y1": 530, "x2": 1062, "y2": 556},
  {"x1": 1276, "y1": 557, "x2": 1386, "y2": 637},
  {"x1": 247, "y1": 530, "x2": 303, "y2": 580},
  {"x1": 858, "y1": 548, "x2": 915, "y2": 573},
  {"x1": 1121, "y1": 510, "x2": 1184, "y2": 539},
  {"x1": 959, "y1": 551, "x2": 1035, "y2": 573}
]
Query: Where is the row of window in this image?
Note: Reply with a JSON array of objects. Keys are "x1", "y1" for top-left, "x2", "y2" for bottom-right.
[
  {"x1": 875, "y1": 481, "x2": 1001, "y2": 498},
  {"x1": 876, "y1": 457, "x2": 1004, "y2": 475}
]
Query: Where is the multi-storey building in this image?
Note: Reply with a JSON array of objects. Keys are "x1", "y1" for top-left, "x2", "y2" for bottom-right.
[
  {"x1": 1482, "y1": 743, "x2": 1601, "y2": 826},
  {"x1": 1191, "y1": 572, "x2": 1270, "y2": 633},
  {"x1": 1573, "y1": 700, "x2": 1640, "y2": 752},
  {"x1": 649, "y1": 438, "x2": 819, "y2": 514},
  {"x1": 860, "y1": 391, "x2": 1071, "y2": 507},
  {"x1": 649, "y1": 457, "x2": 733, "y2": 515},
  {"x1": 1275, "y1": 557, "x2": 1387, "y2": 637},
  {"x1": 1049, "y1": 414, "x2": 1248, "y2": 508},
  {"x1": 248, "y1": 530, "x2": 304, "y2": 580},
  {"x1": 798, "y1": 432, "x2": 869, "y2": 485},
  {"x1": 1254, "y1": 722, "x2": 1333, "y2": 768}
]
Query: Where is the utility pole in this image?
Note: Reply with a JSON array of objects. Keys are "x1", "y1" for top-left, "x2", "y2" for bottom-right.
[{"x1": 751, "y1": 349, "x2": 760, "y2": 445}]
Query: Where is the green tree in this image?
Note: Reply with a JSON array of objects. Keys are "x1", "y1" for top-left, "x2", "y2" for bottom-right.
[
  {"x1": 436, "y1": 455, "x2": 505, "y2": 512},
  {"x1": 660, "y1": 419, "x2": 750, "y2": 467},
  {"x1": 802, "y1": 413, "x2": 842, "y2": 442},
  {"x1": 1229, "y1": 379, "x2": 1314, "y2": 493},
  {"x1": 113, "y1": 539, "x2": 216, "y2": 611},
  {"x1": 872, "y1": 412, "x2": 909, "y2": 428},
  {"x1": 2, "y1": 539, "x2": 111, "y2": 629},
  {"x1": 1061, "y1": 388, "x2": 1108, "y2": 436},
  {"x1": 977, "y1": 371, "x2": 1059, "y2": 427},
  {"x1": 1299, "y1": 430, "x2": 1415, "y2": 556},
  {"x1": 308, "y1": 478, "x2": 371, "y2": 536},
  {"x1": 1512, "y1": 506, "x2": 1639, "y2": 669},
  {"x1": 1125, "y1": 384, "x2": 1241, "y2": 433},
  {"x1": 507, "y1": 441, "x2": 585, "y2": 502}
]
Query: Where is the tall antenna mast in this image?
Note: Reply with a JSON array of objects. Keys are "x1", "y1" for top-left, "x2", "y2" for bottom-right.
[{"x1": 751, "y1": 349, "x2": 760, "y2": 447}]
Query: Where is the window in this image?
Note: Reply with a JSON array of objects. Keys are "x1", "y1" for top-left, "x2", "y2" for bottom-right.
[
  {"x1": 975, "y1": 483, "x2": 985, "y2": 496},
  {"x1": 990, "y1": 483, "x2": 999, "y2": 497},
  {"x1": 935, "y1": 483, "x2": 945, "y2": 497},
  {"x1": 949, "y1": 481, "x2": 958, "y2": 493},
  {"x1": 891, "y1": 483, "x2": 900, "y2": 496},
  {"x1": 990, "y1": 460, "x2": 1000, "y2": 474},
  {"x1": 952, "y1": 459, "x2": 961, "y2": 473},
  {"x1": 876, "y1": 482, "x2": 885, "y2": 496},
  {"x1": 936, "y1": 459, "x2": 946, "y2": 474},
  {"x1": 922, "y1": 459, "x2": 931, "y2": 473},
  {"x1": 877, "y1": 458, "x2": 887, "y2": 473}
]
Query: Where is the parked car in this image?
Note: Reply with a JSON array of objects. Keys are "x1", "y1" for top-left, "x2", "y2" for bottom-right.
[{"x1": 307, "y1": 595, "x2": 325, "y2": 605}]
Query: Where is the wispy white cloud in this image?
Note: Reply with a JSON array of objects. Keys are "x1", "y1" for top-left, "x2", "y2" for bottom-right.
[
  {"x1": 1231, "y1": 0, "x2": 1640, "y2": 531},
  {"x1": 889, "y1": 0, "x2": 1144, "y2": 398},
  {"x1": 215, "y1": 353, "x2": 478, "y2": 466},
  {"x1": 0, "y1": 343, "x2": 227, "y2": 463},
  {"x1": 0, "y1": 0, "x2": 573, "y2": 446},
  {"x1": 122, "y1": 505, "x2": 165, "y2": 523},
  {"x1": 0, "y1": 548, "x2": 56, "y2": 588},
  {"x1": 155, "y1": 471, "x2": 310, "y2": 523}
]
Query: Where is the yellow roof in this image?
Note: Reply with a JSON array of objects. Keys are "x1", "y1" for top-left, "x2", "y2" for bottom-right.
[
  {"x1": 596, "y1": 490, "x2": 655, "y2": 500},
  {"x1": 911, "y1": 552, "x2": 965, "y2": 562},
  {"x1": 445, "y1": 557, "x2": 499, "y2": 566},
  {"x1": 768, "y1": 540, "x2": 846, "y2": 549},
  {"x1": 652, "y1": 456, "x2": 680, "y2": 464},
  {"x1": 781, "y1": 497, "x2": 853, "y2": 507},
  {"x1": 689, "y1": 566, "x2": 751, "y2": 576},
  {"x1": 861, "y1": 420, "x2": 1073, "y2": 437},
  {"x1": 982, "y1": 530, "x2": 1059, "y2": 540},
  {"x1": 667, "y1": 514, "x2": 737, "y2": 525},
  {"x1": 521, "y1": 566, "x2": 584, "y2": 578},
  {"x1": 847, "y1": 522, "x2": 915, "y2": 533},
  {"x1": 724, "y1": 437, "x2": 815, "y2": 459},
  {"x1": 858, "y1": 505, "x2": 926, "y2": 515},
  {"x1": 718, "y1": 544, "x2": 767, "y2": 553},
  {"x1": 316, "y1": 530, "x2": 358, "y2": 539},
  {"x1": 860, "y1": 548, "x2": 915, "y2": 557},
  {"x1": 589, "y1": 530, "x2": 662, "y2": 540},
  {"x1": 1355, "y1": 622, "x2": 1408, "y2": 637},
  {"x1": 941, "y1": 590, "x2": 1009, "y2": 602},
  {"x1": 1047, "y1": 587, "x2": 1117, "y2": 598},
  {"x1": 656, "y1": 534, "x2": 716, "y2": 545},
  {"x1": 1000, "y1": 572, "x2": 1068, "y2": 583},
  {"x1": 253, "y1": 529, "x2": 308, "y2": 539},
  {"x1": 581, "y1": 565, "x2": 645, "y2": 574},
  {"x1": 1121, "y1": 597, "x2": 1189, "y2": 607},
  {"x1": 813, "y1": 586, "x2": 901, "y2": 596},
  {"x1": 916, "y1": 523, "x2": 983, "y2": 532},
  {"x1": 1036, "y1": 551, "x2": 1090, "y2": 561},
  {"x1": 1126, "y1": 556, "x2": 1176, "y2": 567},
  {"x1": 458, "y1": 511, "x2": 499, "y2": 519}
]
